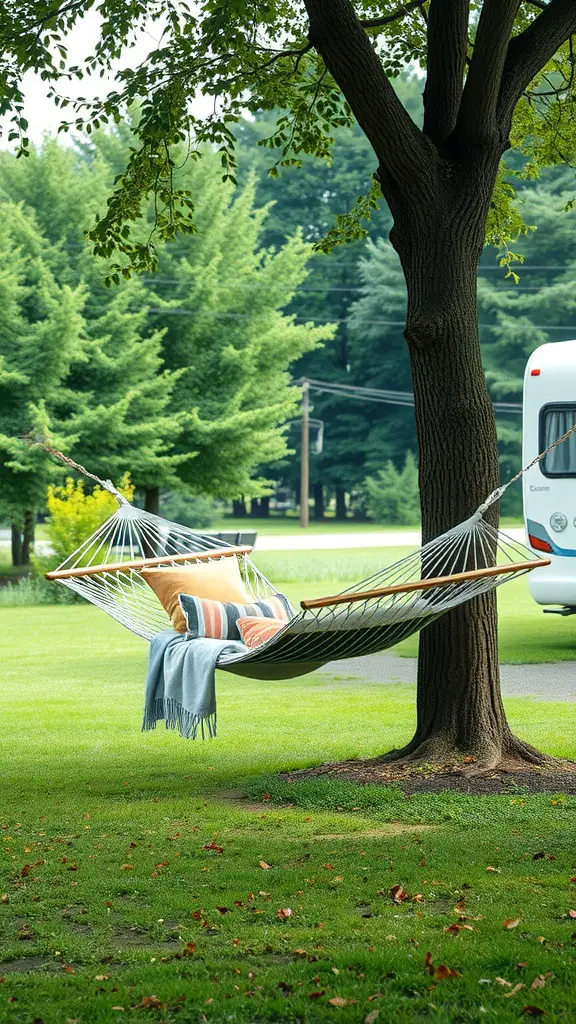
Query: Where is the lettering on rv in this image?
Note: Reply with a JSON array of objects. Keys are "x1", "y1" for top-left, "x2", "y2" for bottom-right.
[{"x1": 530, "y1": 485, "x2": 550, "y2": 491}]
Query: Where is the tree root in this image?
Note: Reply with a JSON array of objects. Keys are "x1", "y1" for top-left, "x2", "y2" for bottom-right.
[
  {"x1": 371, "y1": 733, "x2": 567, "y2": 777},
  {"x1": 283, "y1": 734, "x2": 576, "y2": 790}
]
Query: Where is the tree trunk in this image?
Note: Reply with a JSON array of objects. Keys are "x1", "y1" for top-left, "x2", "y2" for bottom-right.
[
  {"x1": 144, "y1": 487, "x2": 160, "y2": 517},
  {"x1": 143, "y1": 487, "x2": 160, "y2": 558},
  {"x1": 11, "y1": 523, "x2": 22, "y2": 567},
  {"x1": 313, "y1": 482, "x2": 325, "y2": 520},
  {"x1": 381, "y1": 190, "x2": 549, "y2": 771},
  {"x1": 335, "y1": 488, "x2": 347, "y2": 521},
  {"x1": 232, "y1": 498, "x2": 246, "y2": 518},
  {"x1": 260, "y1": 495, "x2": 270, "y2": 518},
  {"x1": 21, "y1": 511, "x2": 35, "y2": 565}
]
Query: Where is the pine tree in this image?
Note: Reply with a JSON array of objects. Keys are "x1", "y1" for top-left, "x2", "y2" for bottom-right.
[
  {"x1": 61, "y1": 281, "x2": 185, "y2": 493},
  {"x1": 146, "y1": 159, "x2": 334, "y2": 510},
  {"x1": 0, "y1": 141, "x2": 185, "y2": 501},
  {"x1": 0, "y1": 203, "x2": 85, "y2": 563}
]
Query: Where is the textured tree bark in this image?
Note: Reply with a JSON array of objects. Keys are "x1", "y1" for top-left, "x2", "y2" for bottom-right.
[
  {"x1": 11, "y1": 523, "x2": 23, "y2": 567},
  {"x1": 313, "y1": 482, "x2": 325, "y2": 520},
  {"x1": 379, "y1": 170, "x2": 553, "y2": 770},
  {"x1": 21, "y1": 511, "x2": 35, "y2": 565},
  {"x1": 260, "y1": 495, "x2": 270, "y2": 518}
]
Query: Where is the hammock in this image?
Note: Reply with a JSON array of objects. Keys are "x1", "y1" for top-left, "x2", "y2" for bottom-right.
[{"x1": 38, "y1": 448, "x2": 552, "y2": 681}]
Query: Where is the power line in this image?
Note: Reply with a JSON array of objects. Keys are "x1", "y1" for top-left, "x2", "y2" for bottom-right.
[
  {"x1": 79, "y1": 302, "x2": 576, "y2": 332},
  {"x1": 145, "y1": 278, "x2": 569, "y2": 293},
  {"x1": 301, "y1": 377, "x2": 522, "y2": 416}
]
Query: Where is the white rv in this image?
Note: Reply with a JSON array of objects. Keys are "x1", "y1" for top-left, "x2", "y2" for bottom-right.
[{"x1": 523, "y1": 340, "x2": 576, "y2": 612}]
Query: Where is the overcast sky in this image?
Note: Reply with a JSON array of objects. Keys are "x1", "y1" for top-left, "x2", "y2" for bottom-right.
[{"x1": 0, "y1": 9, "x2": 211, "y2": 148}]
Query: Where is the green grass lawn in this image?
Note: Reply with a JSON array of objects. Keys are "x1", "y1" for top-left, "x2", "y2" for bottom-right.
[
  {"x1": 213, "y1": 515, "x2": 523, "y2": 535},
  {"x1": 0, "y1": 605, "x2": 575, "y2": 1022}
]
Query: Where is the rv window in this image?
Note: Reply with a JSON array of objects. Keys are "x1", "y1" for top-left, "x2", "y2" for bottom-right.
[{"x1": 540, "y1": 405, "x2": 576, "y2": 477}]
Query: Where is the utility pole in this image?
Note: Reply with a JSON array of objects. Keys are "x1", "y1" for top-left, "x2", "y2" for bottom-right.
[{"x1": 300, "y1": 378, "x2": 309, "y2": 529}]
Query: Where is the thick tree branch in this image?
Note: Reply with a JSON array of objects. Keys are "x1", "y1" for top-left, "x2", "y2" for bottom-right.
[
  {"x1": 303, "y1": 0, "x2": 436, "y2": 196},
  {"x1": 360, "y1": 1, "x2": 426, "y2": 29},
  {"x1": 499, "y1": 0, "x2": 576, "y2": 124},
  {"x1": 456, "y1": 0, "x2": 521, "y2": 149},
  {"x1": 423, "y1": 0, "x2": 470, "y2": 145}
]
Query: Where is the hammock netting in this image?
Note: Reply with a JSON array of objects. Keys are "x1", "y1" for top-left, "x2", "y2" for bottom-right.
[{"x1": 46, "y1": 482, "x2": 547, "y2": 680}]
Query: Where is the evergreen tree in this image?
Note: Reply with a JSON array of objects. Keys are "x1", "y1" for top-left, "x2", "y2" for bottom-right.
[
  {"x1": 0, "y1": 203, "x2": 84, "y2": 563},
  {"x1": 145, "y1": 159, "x2": 334, "y2": 510},
  {"x1": 0, "y1": 141, "x2": 185, "y2": 502},
  {"x1": 60, "y1": 282, "x2": 186, "y2": 494}
]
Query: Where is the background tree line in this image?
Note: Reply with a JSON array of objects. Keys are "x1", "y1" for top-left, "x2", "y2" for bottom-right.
[{"x1": 1, "y1": 79, "x2": 575, "y2": 562}]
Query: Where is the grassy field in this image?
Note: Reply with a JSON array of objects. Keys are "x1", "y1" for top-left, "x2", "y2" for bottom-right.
[
  {"x1": 0, "y1": 604, "x2": 575, "y2": 1022},
  {"x1": 211, "y1": 515, "x2": 524, "y2": 535}
]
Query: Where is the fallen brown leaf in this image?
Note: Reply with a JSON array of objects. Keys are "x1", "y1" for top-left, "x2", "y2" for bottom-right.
[
  {"x1": 365, "y1": 1011, "x2": 380, "y2": 1024},
  {"x1": 391, "y1": 884, "x2": 409, "y2": 903},
  {"x1": 502, "y1": 917, "x2": 521, "y2": 930},
  {"x1": 276, "y1": 908, "x2": 292, "y2": 921},
  {"x1": 258, "y1": 861, "x2": 271, "y2": 870},
  {"x1": 135, "y1": 996, "x2": 163, "y2": 1010},
  {"x1": 435, "y1": 964, "x2": 462, "y2": 980},
  {"x1": 486, "y1": 866, "x2": 501, "y2": 873},
  {"x1": 503, "y1": 983, "x2": 525, "y2": 998},
  {"x1": 520, "y1": 1007, "x2": 546, "y2": 1017},
  {"x1": 307, "y1": 990, "x2": 325, "y2": 999},
  {"x1": 328, "y1": 997, "x2": 357, "y2": 1007}
]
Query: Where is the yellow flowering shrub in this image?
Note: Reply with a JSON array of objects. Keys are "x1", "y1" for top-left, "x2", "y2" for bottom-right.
[{"x1": 35, "y1": 474, "x2": 134, "y2": 570}]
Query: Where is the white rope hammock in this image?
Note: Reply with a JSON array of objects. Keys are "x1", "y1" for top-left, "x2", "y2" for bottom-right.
[{"x1": 33, "y1": 439, "x2": 560, "y2": 680}]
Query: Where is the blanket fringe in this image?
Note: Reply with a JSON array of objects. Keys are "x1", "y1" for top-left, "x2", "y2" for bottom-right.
[{"x1": 142, "y1": 697, "x2": 217, "y2": 740}]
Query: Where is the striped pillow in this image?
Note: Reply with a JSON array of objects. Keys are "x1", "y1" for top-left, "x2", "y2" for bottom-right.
[{"x1": 179, "y1": 592, "x2": 292, "y2": 641}]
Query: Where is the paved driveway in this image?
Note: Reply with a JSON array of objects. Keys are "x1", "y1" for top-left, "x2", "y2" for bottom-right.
[{"x1": 319, "y1": 653, "x2": 576, "y2": 701}]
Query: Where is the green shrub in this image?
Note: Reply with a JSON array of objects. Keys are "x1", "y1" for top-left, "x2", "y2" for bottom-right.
[
  {"x1": 0, "y1": 576, "x2": 78, "y2": 606},
  {"x1": 364, "y1": 451, "x2": 421, "y2": 526},
  {"x1": 32, "y1": 474, "x2": 134, "y2": 576},
  {"x1": 160, "y1": 490, "x2": 218, "y2": 529}
]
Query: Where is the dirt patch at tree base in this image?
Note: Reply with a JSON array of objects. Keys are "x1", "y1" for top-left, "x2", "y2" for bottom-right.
[{"x1": 280, "y1": 761, "x2": 576, "y2": 795}]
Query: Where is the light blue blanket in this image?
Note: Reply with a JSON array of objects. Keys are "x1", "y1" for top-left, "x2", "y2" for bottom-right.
[{"x1": 142, "y1": 629, "x2": 247, "y2": 739}]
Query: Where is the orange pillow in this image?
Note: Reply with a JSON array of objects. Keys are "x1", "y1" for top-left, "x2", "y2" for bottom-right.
[
  {"x1": 237, "y1": 616, "x2": 287, "y2": 649},
  {"x1": 142, "y1": 557, "x2": 252, "y2": 633}
]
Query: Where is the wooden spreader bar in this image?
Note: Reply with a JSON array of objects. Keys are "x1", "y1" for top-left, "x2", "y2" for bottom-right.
[
  {"x1": 45, "y1": 545, "x2": 253, "y2": 582},
  {"x1": 300, "y1": 558, "x2": 551, "y2": 611}
]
